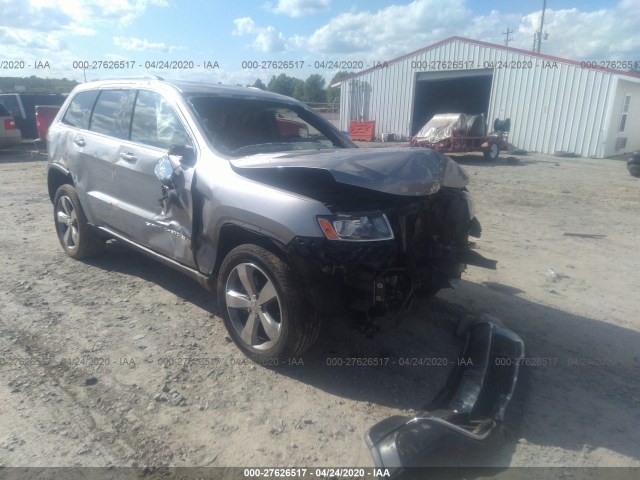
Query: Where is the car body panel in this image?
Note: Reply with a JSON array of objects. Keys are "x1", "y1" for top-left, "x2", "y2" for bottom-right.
[{"x1": 230, "y1": 147, "x2": 446, "y2": 197}]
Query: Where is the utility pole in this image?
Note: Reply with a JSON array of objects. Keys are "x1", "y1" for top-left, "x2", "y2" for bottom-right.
[
  {"x1": 534, "y1": 0, "x2": 547, "y2": 53},
  {"x1": 502, "y1": 28, "x2": 513, "y2": 46}
]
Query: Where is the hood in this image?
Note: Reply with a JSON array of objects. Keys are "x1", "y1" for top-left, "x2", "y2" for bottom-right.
[{"x1": 230, "y1": 147, "x2": 451, "y2": 197}]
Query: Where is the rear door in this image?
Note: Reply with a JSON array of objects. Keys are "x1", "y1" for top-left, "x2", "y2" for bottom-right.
[
  {"x1": 66, "y1": 89, "x2": 136, "y2": 231},
  {"x1": 113, "y1": 89, "x2": 197, "y2": 267}
]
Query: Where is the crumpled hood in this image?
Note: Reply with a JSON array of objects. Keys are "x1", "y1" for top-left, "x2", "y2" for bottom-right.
[{"x1": 230, "y1": 147, "x2": 452, "y2": 196}]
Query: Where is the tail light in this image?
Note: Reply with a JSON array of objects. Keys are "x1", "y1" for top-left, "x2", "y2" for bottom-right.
[{"x1": 4, "y1": 118, "x2": 16, "y2": 130}]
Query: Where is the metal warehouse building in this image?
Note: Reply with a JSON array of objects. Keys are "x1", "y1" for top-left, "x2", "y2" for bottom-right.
[{"x1": 334, "y1": 36, "x2": 640, "y2": 158}]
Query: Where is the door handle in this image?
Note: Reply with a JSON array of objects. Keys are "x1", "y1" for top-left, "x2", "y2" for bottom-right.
[
  {"x1": 120, "y1": 152, "x2": 137, "y2": 162},
  {"x1": 74, "y1": 138, "x2": 85, "y2": 147}
]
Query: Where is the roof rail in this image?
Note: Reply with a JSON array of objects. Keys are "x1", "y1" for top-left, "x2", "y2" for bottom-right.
[{"x1": 91, "y1": 75, "x2": 165, "y2": 82}]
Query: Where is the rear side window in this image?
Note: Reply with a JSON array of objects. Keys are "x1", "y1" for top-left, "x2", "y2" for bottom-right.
[
  {"x1": 90, "y1": 90, "x2": 136, "y2": 139},
  {"x1": 63, "y1": 91, "x2": 99, "y2": 129},
  {"x1": 131, "y1": 90, "x2": 192, "y2": 149},
  {"x1": 0, "y1": 103, "x2": 10, "y2": 116},
  {"x1": 0, "y1": 95, "x2": 21, "y2": 119}
]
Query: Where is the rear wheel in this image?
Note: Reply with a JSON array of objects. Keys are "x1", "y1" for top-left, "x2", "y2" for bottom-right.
[
  {"x1": 217, "y1": 244, "x2": 320, "y2": 361},
  {"x1": 483, "y1": 143, "x2": 499, "y2": 161},
  {"x1": 53, "y1": 184, "x2": 104, "y2": 259}
]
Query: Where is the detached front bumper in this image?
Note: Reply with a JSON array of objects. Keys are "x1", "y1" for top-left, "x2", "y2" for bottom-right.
[{"x1": 365, "y1": 321, "x2": 524, "y2": 476}]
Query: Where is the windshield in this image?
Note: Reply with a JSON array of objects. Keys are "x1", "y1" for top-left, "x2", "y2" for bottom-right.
[{"x1": 187, "y1": 95, "x2": 350, "y2": 157}]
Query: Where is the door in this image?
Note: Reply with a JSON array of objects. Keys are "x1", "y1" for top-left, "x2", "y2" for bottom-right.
[
  {"x1": 70, "y1": 89, "x2": 136, "y2": 231},
  {"x1": 113, "y1": 89, "x2": 197, "y2": 268}
]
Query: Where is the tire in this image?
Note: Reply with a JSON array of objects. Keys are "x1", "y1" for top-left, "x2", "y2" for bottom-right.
[
  {"x1": 483, "y1": 142, "x2": 499, "y2": 161},
  {"x1": 629, "y1": 165, "x2": 640, "y2": 178},
  {"x1": 53, "y1": 184, "x2": 104, "y2": 259},
  {"x1": 217, "y1": 244, "x2": 321, "y2": 361}
]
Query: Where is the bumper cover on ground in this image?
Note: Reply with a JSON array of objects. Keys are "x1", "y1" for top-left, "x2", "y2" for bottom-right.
[{"x1": 365, "y1": 321, "x2": 524, "y2": 476}]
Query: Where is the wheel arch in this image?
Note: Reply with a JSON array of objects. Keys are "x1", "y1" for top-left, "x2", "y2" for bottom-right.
[
  {"x1": 210, "y1": 223, "x2": 288, "y2": 280},
  {"x1": 47, "y1": 164, "x2": 73, "y2": 203}
]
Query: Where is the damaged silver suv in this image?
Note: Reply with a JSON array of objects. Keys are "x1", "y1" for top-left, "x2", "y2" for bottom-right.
[{"x1": 47, "y1": 77, "x2": 497, "y2": 361}]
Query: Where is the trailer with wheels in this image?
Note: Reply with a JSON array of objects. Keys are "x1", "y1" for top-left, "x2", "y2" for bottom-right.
[{"x1": 410, "y1": 113, "x2": 510, "y2": 161}]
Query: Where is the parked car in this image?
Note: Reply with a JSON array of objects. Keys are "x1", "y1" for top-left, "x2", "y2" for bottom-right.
[
  {"x1": 47, "y1": 78, "x2": 497, "y2": 360},
  {"x1": 0, "y1": 103, "x2": 22, "y2": 147},
  {"x1": 0, "y1": 93, "x2": 66, "y2": 139},
  {"x1": 47, "y1": 78, "x2": 524, "y2": 469},
  {"x1": 35, "y1": 105, "x2": 62, "y2": 141}
]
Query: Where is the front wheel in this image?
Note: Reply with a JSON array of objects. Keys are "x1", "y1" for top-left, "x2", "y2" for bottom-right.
[
  {"x1": 483, "y1": 143, "x2": 499, "y2": 161},
  {"x1": 217, "y1": 244, "x2": 321, "y2": 361}
]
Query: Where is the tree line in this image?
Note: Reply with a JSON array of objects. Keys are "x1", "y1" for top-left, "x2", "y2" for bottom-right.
[
  {"x1": 250, "y1": 71, "x2": 353, "y2": 105},
  {"x1": 0, "y1": 76, "x2": 79, "y2": 94},
  {"x1": 0, "y1": 72, "x2": 355, "y2": 103}
]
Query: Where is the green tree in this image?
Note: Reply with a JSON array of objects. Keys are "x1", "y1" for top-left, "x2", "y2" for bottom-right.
[
  {"x1": 292, "y1": 79, "x2": 305, "y2": 101},
  {"x1": 251, "y1": 78, "x2": 266, "y2": 90},
  {"x1": 303, "y1": 74, "x2": 326, "y2": 103},
  {"x1": 326, "y1": 71, "x2": 353, "y2": 105},
  {"x1": 267, "y1": 73, "x2": 298, "y2": 97}
]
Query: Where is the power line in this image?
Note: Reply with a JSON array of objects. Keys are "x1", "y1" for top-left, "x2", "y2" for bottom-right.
[
  {"x1": 534, "y1": 0, "x2": 548, "y2": 53},
  {"x1": 502, "y1": 28, "x2": 513, "y2": 46}
]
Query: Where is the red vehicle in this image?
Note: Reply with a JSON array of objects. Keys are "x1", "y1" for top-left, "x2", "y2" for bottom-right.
[
  {"x1": 275, "y1": 113, "x2": 309, "y2": 138},
  {"x1": 35, "y1": 105, "x2": 62, "y2": 141},
  {"x1": 411, "y1": 113, "x2": 510, "y2": 161}
]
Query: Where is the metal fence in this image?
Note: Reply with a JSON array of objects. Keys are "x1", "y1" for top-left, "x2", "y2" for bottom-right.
[{"x1": 306, "y1": 101, "x2": 340, "y2": 128}]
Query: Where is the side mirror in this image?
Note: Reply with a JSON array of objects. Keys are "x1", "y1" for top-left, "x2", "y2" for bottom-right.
[
  {"x1": 154, "y1": 155, "x2": 174, "y2": 185},
  {"x1": 168, "y1": 144, "x2": 196, "y2": 166}
]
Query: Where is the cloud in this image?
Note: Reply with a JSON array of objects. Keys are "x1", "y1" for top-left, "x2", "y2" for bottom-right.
[
  {"x1": 232, "y1": 16, "x2": 288, "y2": 52},
  {"x1": 269, "y1": 0, "x2": 330, "y2": 17},
  {"x1": 253, "y1": 26, "x2": 287, "y2": 52},
  {"x1": 113, "y1": 36, "x2": 184, "y2": 53},
  {"x1": 0, "y1": 0, "x2": 74, "y2": 31},
  {"x1": 0, "y1": 27, "x2": 66, "y2": 51},
  {"x1": 232, "y1": 17, "x2": 256, "y2": 36},
  {"x1": 300, "y1": 0, "x2": 640, "y2": 61},
  {"x1": 306, "y1": 0, "x2": 473, "y2": 56}
]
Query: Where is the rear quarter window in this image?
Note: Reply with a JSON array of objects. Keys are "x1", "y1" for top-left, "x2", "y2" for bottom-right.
[
  {"x1": 62, "y1": 90, "x2": 99, "y2": 129},
  {"x1": 0, "y1": 103, "x2": 10, "y2": 117}
]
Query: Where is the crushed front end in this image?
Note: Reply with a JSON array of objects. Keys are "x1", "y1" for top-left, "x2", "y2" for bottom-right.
[{"x1": 286, "y1": 179, "x2": 496, "y2": 323}]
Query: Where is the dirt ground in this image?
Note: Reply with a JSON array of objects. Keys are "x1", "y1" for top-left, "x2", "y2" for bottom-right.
[{"x1": 1, "y1": 143, "x2": 639, "y2": 474}]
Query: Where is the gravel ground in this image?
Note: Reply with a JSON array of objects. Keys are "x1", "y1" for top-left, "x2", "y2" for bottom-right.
[{"x1": 1, "y1": 143, "x2": 639, "y2": 473}]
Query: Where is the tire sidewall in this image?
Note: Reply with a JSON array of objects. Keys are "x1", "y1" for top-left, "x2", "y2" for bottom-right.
[
  {"x1": 53, "y1": 185, "x2": 84, "y2": 258},
  {"x1": 217, "y1": 246, "x2": 294, "y2": 360}
]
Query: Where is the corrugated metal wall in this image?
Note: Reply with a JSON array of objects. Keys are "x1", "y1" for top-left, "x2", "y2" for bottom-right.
[{"x1": 339, "y1": 39, "x2": 621, "y2": 158}]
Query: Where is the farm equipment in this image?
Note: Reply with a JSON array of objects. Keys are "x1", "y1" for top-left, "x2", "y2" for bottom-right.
[{"x1": 411, "y1": 113, "x2": 511, "y2": 161}]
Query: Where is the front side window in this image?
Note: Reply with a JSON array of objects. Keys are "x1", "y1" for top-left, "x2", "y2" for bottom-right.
[
  {"x1": 131, "y1": 90, "x2": 192, "y2": 149},
  {"x1": 90, "y1": 90, "x2": 136, "y2": 139},
  {"x1": 62, "y1": 90, "x2": 99, "y2": 129}
]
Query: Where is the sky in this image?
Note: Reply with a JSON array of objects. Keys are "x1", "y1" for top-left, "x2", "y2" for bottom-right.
[{"x1": 1, "y1": 0, "x2": 638, "y2": 86}]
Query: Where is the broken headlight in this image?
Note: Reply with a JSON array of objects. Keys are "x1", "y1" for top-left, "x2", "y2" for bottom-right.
[{"x1": 317, "y1": 213, "x2": 394, "y2": 241}]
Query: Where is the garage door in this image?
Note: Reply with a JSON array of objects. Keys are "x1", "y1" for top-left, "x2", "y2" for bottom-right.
[{"x1": 411, "y1": 69, "x2": 493, "y2": 135}]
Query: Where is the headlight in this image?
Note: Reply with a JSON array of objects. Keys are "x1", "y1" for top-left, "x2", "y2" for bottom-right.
[{"x1": 317, "y1": 212, "x2": 394, "y2": 241}]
